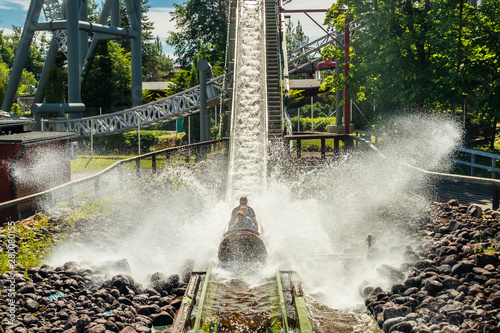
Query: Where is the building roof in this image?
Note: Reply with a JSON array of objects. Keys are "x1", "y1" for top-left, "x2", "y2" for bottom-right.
[
  {"x1": 289, "y1": 79, "x2": 322, "y2": 90},
  {"x1": 142, "y1": 81, "x2": 173, "y2": 91},
  {"x1": 0, "y1": 118, "x2": 35, "y2": 128},
  {"x1": 0, "y1": 131, "x2": 79, "y2": 145}
]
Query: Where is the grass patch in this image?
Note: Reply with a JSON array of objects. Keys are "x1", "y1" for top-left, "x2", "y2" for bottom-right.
[
  {"x1": 0, "y1": 199, "x2": 111, "y2": 274},
  {"x1": 72, "y1": 154, "x2": 195, "y2": 173}
]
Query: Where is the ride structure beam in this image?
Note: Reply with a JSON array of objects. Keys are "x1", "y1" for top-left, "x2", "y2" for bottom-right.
[
  {"x1": 1, "y1": 0, "x2": 44, "y2": 113},
  {"x1": 1, "y1": 0, "x2": 143, "y2": 122}
]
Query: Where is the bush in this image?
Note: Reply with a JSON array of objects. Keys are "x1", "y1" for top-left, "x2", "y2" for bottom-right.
[
  {"x1": 290, "y1": 117, "x2": 336, "y2": 132},
  {"x1": 90, "y1": 130, "x2": 183, "y2": 155}
]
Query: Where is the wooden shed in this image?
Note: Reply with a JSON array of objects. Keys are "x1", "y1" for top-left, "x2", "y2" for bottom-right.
[{"x1": 0, "y1": 127, "x2": 78, "y2": 222}]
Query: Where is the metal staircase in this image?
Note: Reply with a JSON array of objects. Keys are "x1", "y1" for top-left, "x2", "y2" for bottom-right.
[{"x1": 265, "y1": 0, "x2": 283, "y2": 140}]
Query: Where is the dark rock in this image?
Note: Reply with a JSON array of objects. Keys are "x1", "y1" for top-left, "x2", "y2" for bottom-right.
[
  {"x1": 18, "y1": 282, "x2": 35, "y2": 294},
  {"x1": 151, "y1": 311, "x2": 173, "y2": 326},
  {"x1": 424, "y1": 278, "x2": 443, "y2": 295},
  {"x1": 25, "y1": 299, "x2": 40, "y2": 313},
  {"x1": 119, "y1": 328, "x2": 137, "y2": 333},
  {"x1": 466, "y1": 204, "x2": 483, "y2": 218},
  {"x1": 381, "y1": 317, "x2": 405, "y2": 333},
  {"x1": 85, "y1": 324, "x2": 106, "y2": 333},
  {"x1": 451, "y1": 261, "x2": 474, "y2": 276},
  {"x1": 388, "y1": 321, "x2": 413, "y2": 333},
  {"x1": 383, "y1": 306, "x2": 411, "y2": 320},
  {"x1": 377, "y1": 265, "x2": 405, "y2": 282}
]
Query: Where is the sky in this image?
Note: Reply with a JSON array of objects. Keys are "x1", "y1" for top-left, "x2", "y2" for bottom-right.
[{"x1": 0, "y1": 0, "x2": 332, "y2": 58}]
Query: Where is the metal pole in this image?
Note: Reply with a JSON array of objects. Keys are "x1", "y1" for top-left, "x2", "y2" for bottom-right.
[
  {"x1": 344, "y1": 17, "x2": 350, "y2": 135},
  {"x1": 198, "y1": 59, "x2": 212, "y2": 142},
  {"x1": 111, "y1": 0, "x2": 120, "y2": 27},
  {"x1": 1, "y1": 0, "x2": 44, "y2": 112},
  {"x1": 79, "y1": 0, "x2": 89, "y2": 69},
  {"x1": 67, "y1": 0, "x2": 82, "y2": 119},
  {"x1": 335, "y1": 59, "x2": 342, "y2": 126},
  {"x1": 130, "y1": 0, "x2": 142, "y2": 107},
  {"x1": 137, "y1": 113, "x2": 141, "y2": 155},
  {"x1": 311, "y1": 96, "x2": 313, "y2": 131},
  {"x1": 188, "y1": 117, "x2": 191, "y2": 145},
  {"x1": 298, "y1": 107, "x2": 300, "y2": 132}
]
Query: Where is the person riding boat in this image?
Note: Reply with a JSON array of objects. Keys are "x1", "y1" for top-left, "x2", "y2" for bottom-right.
[
  {"x1": 227, "y1": 206, "x2": 259, "y2": 235},
  {"x1": 230, "y1": 196, "x2": 257, "y2": 224}
]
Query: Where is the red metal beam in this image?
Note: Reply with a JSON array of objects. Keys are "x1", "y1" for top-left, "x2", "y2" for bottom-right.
[{"x1": 344, "y1": 17, "x2": 350, "y2": 135}]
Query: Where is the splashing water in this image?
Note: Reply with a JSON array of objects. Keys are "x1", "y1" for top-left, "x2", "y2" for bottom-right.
[
  {"x1": 226, "y1": 0, "x2": 268, "y2": 201},
  {"x1": 46, "y1": 113, "x2": 461, "y2": 332}
]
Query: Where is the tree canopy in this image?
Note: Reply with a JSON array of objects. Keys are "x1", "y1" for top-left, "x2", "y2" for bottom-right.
[
  {"x1": 322, "y1": 0, "x2": 500, "y2": 129},
  {"x1": 166, "y1": 0, "x2": 227, "y2": 68}
]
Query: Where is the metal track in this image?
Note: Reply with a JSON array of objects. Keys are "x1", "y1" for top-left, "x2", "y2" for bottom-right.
[
  {"x1": 288, "y1": 33, "x2": 341, "y2": 75},
  {"x1": 41, "y1": 73, "x2": 233, "y2": 136},
  {"x1": 42, "y1": 0, "x2": 68, "y2": 56}
]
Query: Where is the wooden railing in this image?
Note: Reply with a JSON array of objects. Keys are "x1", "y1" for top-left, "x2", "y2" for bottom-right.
[
  {"x1": 284, "y1": 133, "x2": 356, "y2": 159},
  {"x1": 354, "y1": 136, "x2": 500, "y2": 210},
  {"x1": 0, "y1": 139, "x2": 229, "y2": 222},
  {"x1": 453, "y1": 148, "x2": 500, "y2": 179}
]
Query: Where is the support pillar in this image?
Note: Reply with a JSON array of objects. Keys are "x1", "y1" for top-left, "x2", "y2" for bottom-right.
[
  {"x1": 198, "y1": 59, "x2": 213, "y2": 142},
  {"x1": 79, "y1": 0, "x2": 89, "y2": 70},
  {"x1": 335, "y1": 59, "x2": 342, "y2": 126},
  {"x1": 344, "y1": 17, "x2": 350, "y2": 135},
  {"x1": 130, "y1": 0, "x2": 142, "y2": 107},
  {"x1": 67, "y1": 0, "x2": 82, "y2": 119},
  {"x1": 1, "y1": 0, "x2": 44, "y2": 112}
]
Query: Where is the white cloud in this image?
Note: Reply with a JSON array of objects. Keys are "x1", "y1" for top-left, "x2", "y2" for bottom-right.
[
  {"x1": 147, "y1": 6, "x2": 178, "y2": 56},
  {"x1": 0, "y1": 27, "x2": 14, "y2": 35},
  {"x1": 147, "y1": 7, "x2": 178, "y2": 40},
  {"x1": 0, "y1": 0, "x2": 30, "y2": 11}
]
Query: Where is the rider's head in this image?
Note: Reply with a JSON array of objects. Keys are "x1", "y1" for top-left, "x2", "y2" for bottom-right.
[{"x1": 240, "y1": 196, "x2": 248, "y2": 205}]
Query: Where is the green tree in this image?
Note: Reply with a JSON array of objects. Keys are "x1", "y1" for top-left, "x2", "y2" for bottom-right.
[
  {"x1": 45, "y1": 64, "x2": 65, "y2": 103},
  {"x1": 322, "y1": 0, "x2": 495, "y2": 125},
  {"x1": 166, "y1": 0, "x2": 227, "y2": 67},
  {"x1": 117, "y1": 0, "x2": 162, "y2": 79},
  {"x1": 0, "y1": 62, "x2": 10, "y2": 105},
  {"x1": 0, "y1": 30, "x2": 14, "y2": 67},
  {"x1": 82, "y1": 41, "x2": 131, "y2": 112},
  {"x1": 286, "y1": 20, "x2": 309, "y2": 53}
]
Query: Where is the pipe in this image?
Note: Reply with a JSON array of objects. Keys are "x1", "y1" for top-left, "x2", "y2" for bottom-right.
[
  {"x1": 34, "y1": 21, "x2": 138, "y2": 38},
  {"x1": 344, "y1": 17, "x2": 350, "y2": 135}
]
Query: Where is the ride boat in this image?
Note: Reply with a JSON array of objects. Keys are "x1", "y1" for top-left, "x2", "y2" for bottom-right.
[{"x1": 218, "y1": 214, "x2": 267, "y2": 263}]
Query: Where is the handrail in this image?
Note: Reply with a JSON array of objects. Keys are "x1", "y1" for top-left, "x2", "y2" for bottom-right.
[
  {"x1": 454, "y1": 148, "x2": 500, "y2": 178},
  {"x1": 0, "y1": 139, "x2": 229, "y2": 214},
  {"x1": 354, "y1": 136, "x2": 500, "y2": 209},
  {"x1": 355, "y1": 131, "x2": 500, "y2": 179}
]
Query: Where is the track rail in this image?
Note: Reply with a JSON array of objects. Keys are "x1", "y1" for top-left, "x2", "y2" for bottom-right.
[
  {"x1": 40, "y1": 73, "x2": 233, "y2": 137},
  {"x1": 42, "y1": 0, "x2": 68, "y2": 56}
]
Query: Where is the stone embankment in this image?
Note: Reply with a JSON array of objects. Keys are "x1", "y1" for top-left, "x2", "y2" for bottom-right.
[
  {"x1": 365, "y1": 200, "x2": 500, "y2": 333},
  {"x1": 0, "y1": 262, "x2": 187, "y2": 333}
]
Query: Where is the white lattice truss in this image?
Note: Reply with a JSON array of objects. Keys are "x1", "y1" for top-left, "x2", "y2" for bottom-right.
[
  {"x1": 287, "y1": 33, "x2": 340, "y2": 74},
  {"x1": 42, "y1": 74, "x2": 233, "y2": 136},
  {"x1": 42, "y1": 0, "x2": 68, "y2": 55}
]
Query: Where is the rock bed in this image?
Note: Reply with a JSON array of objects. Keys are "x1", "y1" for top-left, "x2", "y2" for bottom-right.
[
  {"x1": 0, "y1": 262, "x2": 188, "y2": 333},
  {"x1": 365, "y1": 200, "x2": 500, "y2": 333}
]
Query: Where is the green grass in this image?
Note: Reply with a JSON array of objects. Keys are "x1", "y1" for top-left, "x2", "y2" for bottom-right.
[
  {"x1": 72, "y1": 154, "x2": 196, "y2": 173},
  {"x1": 0, "y1": 200, "x2": 111, "y2": 274}
]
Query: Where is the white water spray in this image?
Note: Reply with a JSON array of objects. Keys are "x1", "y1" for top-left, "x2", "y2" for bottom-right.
[{"x1": 226, "y1": 0, "x2": 268, "y2": 200}]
